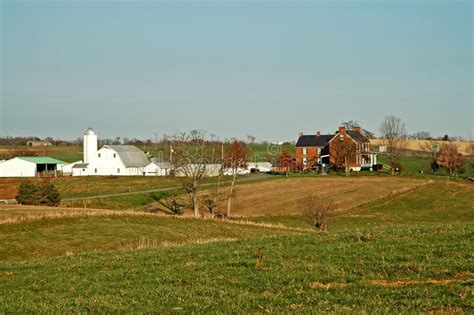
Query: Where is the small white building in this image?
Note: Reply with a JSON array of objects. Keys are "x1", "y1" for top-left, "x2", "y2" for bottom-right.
[
  {"x1": 0, "y1": 157, "x2": 66, "y2": 177},
  {"x1": 72, "y1": 128, "x2": 150, "y2": 176},
  {"x1": 246, "y1": 162, "x2": 272, "y2": 173},
  {"x1": 144, "y1": 161, "x2": 173, "y2": 176}
]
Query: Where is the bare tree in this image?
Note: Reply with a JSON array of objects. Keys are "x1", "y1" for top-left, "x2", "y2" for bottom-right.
[
  {"x1": 224, "y1": 140, "x2": 250, "y2": 218},
  {"x1": 171, "y1": 130, "x2": 216, "y2": 217},
  {"x1": 379, "y1": 115, "x2": 407, "y2": 174},
  {"x1": 437, "y1": 142, "x2": 464, "y2": 175},
  {"x1": 300, "y1": 196, "x2": 336, "y2": 231},
  {"x1": 160, "y1": 194, "x2": 185, "y2": 215}
]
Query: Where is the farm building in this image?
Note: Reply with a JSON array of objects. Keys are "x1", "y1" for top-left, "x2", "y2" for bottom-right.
[
  {"x1": 71, "y1": 128, "x2": 150, "y2": 176},
  {"x1": 144, "y1": 161, "x2": 173, "y2": 176},
  {"x1": 0, "y1": 156, "x2": 66, "y2": 177},
  {"x1": 246, "y1": 162, "x2": 273, "y2": 173},
  {"x1": 26, "y1": 140, "x2": 52, "y2": 147}
]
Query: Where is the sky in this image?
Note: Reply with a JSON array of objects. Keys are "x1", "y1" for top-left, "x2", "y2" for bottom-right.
[{"x1": 0, "y1": 0, "x2": 472, "y2": 141}]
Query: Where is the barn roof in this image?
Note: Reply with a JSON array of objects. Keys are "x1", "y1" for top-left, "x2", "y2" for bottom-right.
[
  {"x1": 295, "y1": 135, "x2": 333, "y2": 147},
  {"x1": 18, "y1": 157, "x2": 66, "y2": 164},
  {"x1": 103, "y1": 145, "x2": 149, "y2": 167}
]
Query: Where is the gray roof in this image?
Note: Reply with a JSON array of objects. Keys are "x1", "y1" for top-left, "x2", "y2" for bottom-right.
[
  {"x1": 104, "y1": 145, "x2": 149, "y2": 167},
  {"x1": 72, "y1": 163, "x2": 89, "y2": 168},
  {"x1": 296, "y1": 134, "x2": 333, "y2": 147}
]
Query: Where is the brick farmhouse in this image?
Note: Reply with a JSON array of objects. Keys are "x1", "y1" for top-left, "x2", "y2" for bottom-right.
[{"x1": 296, "y1": 126, "x2": 377, "y2": 171}]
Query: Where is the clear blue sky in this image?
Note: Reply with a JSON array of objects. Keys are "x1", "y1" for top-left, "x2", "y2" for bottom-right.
[{"x1": 1, "y1": 0, "x2": 472, "y2": 141}]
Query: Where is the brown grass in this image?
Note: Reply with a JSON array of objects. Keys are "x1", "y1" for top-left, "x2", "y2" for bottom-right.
[
  {"x1": 370, "y1": 139, "x2": 473, "y2": 155},
  {"x1": 225, "y1": 177, "x2": 428, "y2": 217}
]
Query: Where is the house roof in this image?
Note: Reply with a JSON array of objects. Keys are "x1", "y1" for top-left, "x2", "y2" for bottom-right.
[
  {"x1": 346, "y1": 130, "x2": 369, "y2": 143},
  {"x1": 296, "y1": 135, "x2": 333, "y2": 147},
  {"x1": 18, "y1": 157, "x2": 66, "y2": 164},
  {"x1": 103, "y1": 145, "x2": 149, "y2": 167}
]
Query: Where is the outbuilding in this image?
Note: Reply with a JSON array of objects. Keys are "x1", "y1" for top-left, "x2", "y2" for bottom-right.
[{"x1": 0, "y1": 157, "x2": 66, "y2": 177}]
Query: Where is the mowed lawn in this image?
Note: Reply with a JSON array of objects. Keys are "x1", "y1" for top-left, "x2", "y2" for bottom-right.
[
  {"x1": 0, "y1": 224, "x2": 472, "y2": 312},
  {"x1": 243, "y1": 181, "x2": 474, "y2": 231}
]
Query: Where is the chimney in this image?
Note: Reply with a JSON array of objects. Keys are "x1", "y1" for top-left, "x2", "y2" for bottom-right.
[
  {"x1": 338, "y1": 126, "x2": 346, "y2": 134},
  {"x1": 354, "y1": 126, "x2": 361, "y2": 134},
  {"x1": 299, "y1": 132, "x2": 303, "y2": 137},
  {"x1": 316, "y1": 131, "x2": 320, "y2": 137}
]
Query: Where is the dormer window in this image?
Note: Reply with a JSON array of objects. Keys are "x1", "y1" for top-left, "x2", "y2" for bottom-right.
[
  {"x1": 339, "y1": 134, "x2": 344, "y2": 141},
  {"x1": 113, "y1": 153, "x2": 116, "y2": 158}
]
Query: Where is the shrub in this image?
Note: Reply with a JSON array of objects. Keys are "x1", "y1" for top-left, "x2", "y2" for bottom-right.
[
  {"x1": 16, "y1": 181, "x2": 40, "y2": 205},
  {"x1": 15, "y1": 181, "x2": 61, "y2": 206}
]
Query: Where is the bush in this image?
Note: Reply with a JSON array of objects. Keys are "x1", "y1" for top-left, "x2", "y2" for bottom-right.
[{"x1": 15, "y1": 181, "x2": 61, "y2": 206}]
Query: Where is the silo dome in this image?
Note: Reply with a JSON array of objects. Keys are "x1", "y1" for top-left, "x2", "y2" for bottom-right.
[{"x1": 83, "y1": 128, "x2": 97, "y2": 136}]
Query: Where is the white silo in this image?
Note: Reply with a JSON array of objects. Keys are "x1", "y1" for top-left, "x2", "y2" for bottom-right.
[{"x1": 83, "y1": 128, "x2": 97, "y2": 164}]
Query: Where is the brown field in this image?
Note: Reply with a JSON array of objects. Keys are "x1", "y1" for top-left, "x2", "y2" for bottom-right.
[
  {"x1": 211, "y1": 177, "x2": 429, "y2": 217},
  {"x1": 370, "y1": 139, "x2": 473, "y2": 155}
]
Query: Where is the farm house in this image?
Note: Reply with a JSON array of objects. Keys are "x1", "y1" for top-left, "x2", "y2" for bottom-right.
[{"x1": 0, "y1": 157, "x2": 66, "y2": 177}]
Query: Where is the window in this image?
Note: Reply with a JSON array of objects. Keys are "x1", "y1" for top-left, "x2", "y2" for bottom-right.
[
  {"x1": 94, "y1": 168, "x2": 97, "y2": 173},
  {"x1": 117, "y1": 168, "x2": 120, "y2": 173},
  {"x1": 98, "y1": 153, "x2": 101, "y2": 158},
  {"x1": 113, "y1": 153, "x2": 116, "y2": 158},
  {"x1": 317, "y1": 147, "x2": 321, "y2": 154},
  {"x1": 302, "y1": 148, "x2": 307, "y2": 155},
  {"x1": 339, "y1": 134, "x2": 344, "y2": 141}
]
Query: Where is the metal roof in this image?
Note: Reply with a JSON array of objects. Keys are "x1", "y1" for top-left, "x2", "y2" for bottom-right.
[
  {"x1": 84, "y1": 128, "x2": 97, "y2": 136},
  {"x1": 18, "y1": 157, "x2": 66, "y2": 164},
  {"x1": 296, "y1": 135, "x2": 333, "y2": 147},
  {"x1": 72, "y1": 163, "x2": 89, "y2": 169},
  {"x1": 104, "y1": 145, "x2": 149, "y2": 167}
]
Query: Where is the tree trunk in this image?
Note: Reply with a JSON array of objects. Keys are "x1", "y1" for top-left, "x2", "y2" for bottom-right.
[
  {"x1": 226, "y1": 170, "x2": 238, "y2": 218},
  {"x1": 192, "y1": 193, "x2": 199, "y2": 218}
]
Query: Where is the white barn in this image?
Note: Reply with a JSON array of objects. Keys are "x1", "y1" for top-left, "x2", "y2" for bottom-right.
[
  {"x1": 0, "y1": 157, "x2": 66, "y2": 177},
  {"x1": 72, "y1": 128, "x2": 150, "y2": 176}
]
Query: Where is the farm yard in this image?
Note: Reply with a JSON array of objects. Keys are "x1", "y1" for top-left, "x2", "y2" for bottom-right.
[{"x1": 0, "y1": 174, "x2": 473, "y2": 312}]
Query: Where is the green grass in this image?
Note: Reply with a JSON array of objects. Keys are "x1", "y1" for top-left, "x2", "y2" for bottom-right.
[
  {"x1": 0, "y1": 223, "x2": 472, "y2": 312},
  {"x1": 241, "y1": 181, "x2": 474, "y2": 231},
  {"x1": 0, "y1": 215, "x2": 298, "y2": 262},
  {"x1": 377, "y1": 154, "x2": 474, "y2": 177}
]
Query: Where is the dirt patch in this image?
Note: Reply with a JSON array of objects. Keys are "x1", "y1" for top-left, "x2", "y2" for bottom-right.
[{"x1": 0, "y1": 186, "x2": 17, "y2": 199}]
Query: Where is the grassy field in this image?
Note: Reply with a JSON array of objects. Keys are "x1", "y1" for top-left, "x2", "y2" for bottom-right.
[
  {"x1": 0, "y1": 173, "x2": 472, "y2": 311},
  {"x1": 0, "y1": 223, "x2": 472, "y2": 312},
  {"x1": 242, "y1": 181, "x2": 474, "y2": 231},
  {"x1": 0, "y1": 211, "x2": 302, "y2": 262}
]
